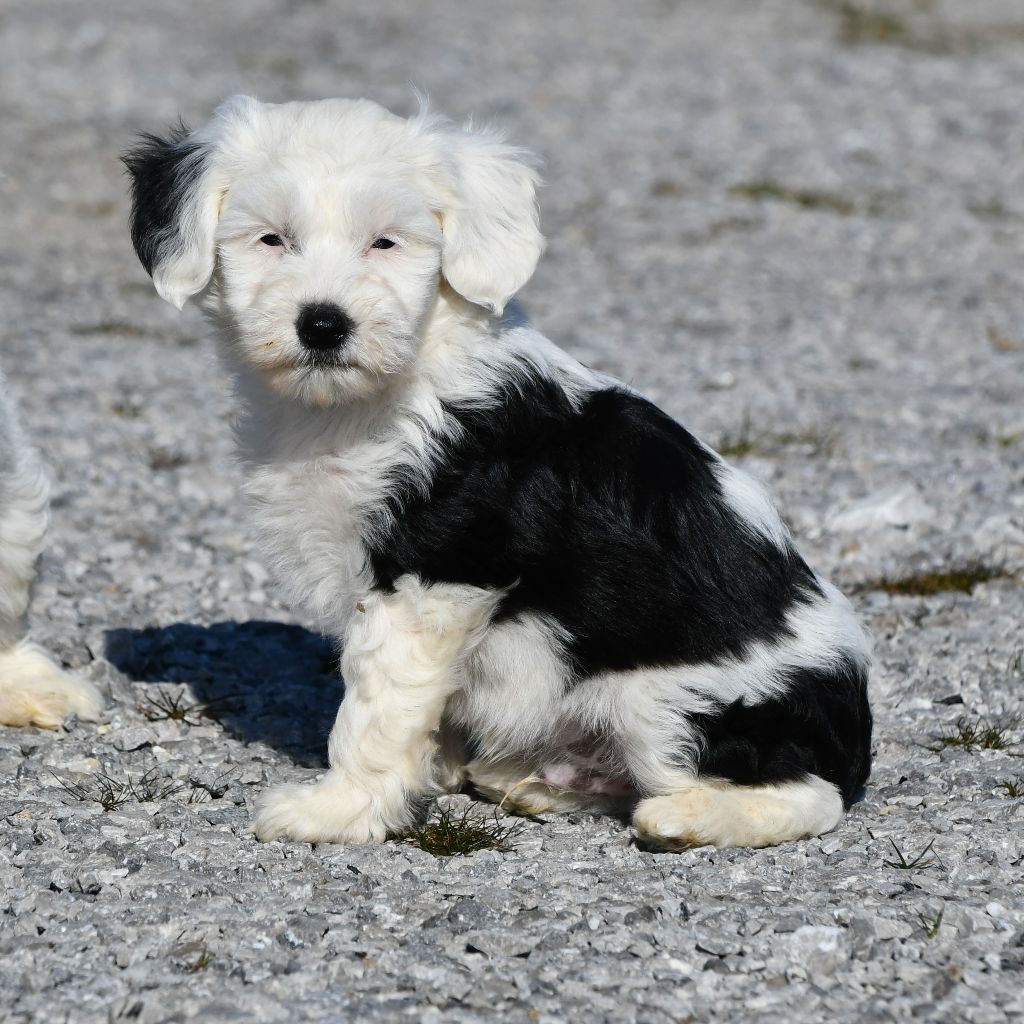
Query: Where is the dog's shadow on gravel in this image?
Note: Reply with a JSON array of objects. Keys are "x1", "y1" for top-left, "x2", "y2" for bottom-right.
[{"x1": 104, "y1": 622, "x2": 341, "y2": 767}]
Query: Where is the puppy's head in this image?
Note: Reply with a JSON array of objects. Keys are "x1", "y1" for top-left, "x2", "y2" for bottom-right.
[{"x1": 124, "y1": 96, "x2": 544, "y2": 406}]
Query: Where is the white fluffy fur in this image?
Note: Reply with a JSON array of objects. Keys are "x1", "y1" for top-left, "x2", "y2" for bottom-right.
[
  {"x1": 0, "y1": 374, "x2": 102, "y2": 728},
  {"x1": 254, "y1": 576, "x2": 500, "y2": 842},
  {"x1": 137, "y1": 96, "x2": 868, "y2": 849},
  {"x1": 634, "y1": 776, "x2": 845, "y2": 850}
]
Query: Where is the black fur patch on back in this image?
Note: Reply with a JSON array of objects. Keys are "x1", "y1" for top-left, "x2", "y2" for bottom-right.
[
  {"x1": 122, "y1": 122, "x2": 205, "y2": 276},
  {"x1": 367, "y1": 367, "x2": 822, "y2": 678},
  {"x1": 690, "y1": 656, "x2": 873, "y2": 806}
]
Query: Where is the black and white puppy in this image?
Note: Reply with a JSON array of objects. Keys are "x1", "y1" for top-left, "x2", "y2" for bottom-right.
[{"x1": 124, "y1": 96, "x2": 871, "y2": 849}]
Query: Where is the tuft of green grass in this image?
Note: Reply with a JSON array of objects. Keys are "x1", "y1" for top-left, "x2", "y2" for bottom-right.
[
  {"x1": 927, "y1": 716, "x2": 1018, "y2": 754},
  {"x1": 128, "y1": 768, "x2": 188, "y2": 802},
  {"x1": 714, "y1": 415, "x2": 837, "y2": 459},
  {"x1": 52, "y1": 766, "x2": 186, "y2": 810},
  {"x1": 917, "y1": 907, "x2": 944, "y2": 940},
  {"x1": 401, "y1": 807, "x2": 525, "y2": 857},
  {"x1": 715, "y1": 413, "x2": 763, "y2": 459},
  {"x1": 863, "y1": 562, "x2": 1009, "y2": 596},
  {"x1": 71, "y1": 321, "x2": 146, "y2": 338},
  {"x1": 768, "y1": 425, "x2": 837, "y2": 457},
  {"x1": 831, "y1": 2, "x2": 915, "y2": 46},
  {"x1": 884, "y1": 837, "x2": 939, "y2": 871},
  {"x1": 819, "y1": 0, "x2": 1024, "y2": 53},
  {"x1": 53, "y1": 769, "x2": 131, "y2": 811},
  {"x1": 184, "y1": 948, "x2": 214, "y2": 973},
  {"x1": 995, "y1": 431, "x2": 1023, "y2": 449},
  {"x1": 147, "y1": 447, "x2": 190, "y2": 471},
  {"x1": 730, "y1": 181, "x2": 856, "y2": 216},
  {"x1": 110, "y1": 399, "x2": 143, "y2": 419},
  {"x1": 969, "y1": 199, "x2": 1016, "y2": 222},
  {"x1": 998, "y1": 777, "x2": 1024, "y2": 798},
  {"x1": 141, "y1": 687, "x2": 238, "y2": 726}
]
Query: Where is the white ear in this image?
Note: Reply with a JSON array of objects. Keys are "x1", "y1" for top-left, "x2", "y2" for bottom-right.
[
  {"x1": 123, "y1": 95, "x2": 257, "y2": 309},
  {"x1": 437, "y1": 127, "x2": 545, "y2": 315}
]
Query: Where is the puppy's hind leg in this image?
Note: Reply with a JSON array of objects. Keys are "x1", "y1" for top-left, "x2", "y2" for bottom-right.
[
  {"x1": 625, "y1": 654, "x2": 869, "y2": 849},
  {"x1": 633, "y1": 775, "x2": 844, "y2": 851},
  {"x1": 253, "y1": 577, "x2": 501, "y2": 844},
  {"x1": 0, "y1": 396, "x2": 102, "y2": 728}
]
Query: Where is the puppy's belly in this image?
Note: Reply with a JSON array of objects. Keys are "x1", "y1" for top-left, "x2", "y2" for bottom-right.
[
  {"x1": 454, "y1": 614, "x2": 636, "y2": 796},
  {"x1": 536, "y1": 749, "x2": 635, "y2": 797}
]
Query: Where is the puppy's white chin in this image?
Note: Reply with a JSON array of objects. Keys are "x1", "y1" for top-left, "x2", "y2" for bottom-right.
[{"x1": 265, "y1": 365, "x2": 377, "y2": 408}]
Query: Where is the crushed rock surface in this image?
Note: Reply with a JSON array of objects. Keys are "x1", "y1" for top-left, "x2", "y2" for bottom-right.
[{"x1": 1, "y1": 1, "x2": 1023, "y2": 1021}]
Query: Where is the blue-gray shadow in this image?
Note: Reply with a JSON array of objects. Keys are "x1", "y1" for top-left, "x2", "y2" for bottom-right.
[{"x1": 104, "y1": 621, "x2": 341, "y2": 767}]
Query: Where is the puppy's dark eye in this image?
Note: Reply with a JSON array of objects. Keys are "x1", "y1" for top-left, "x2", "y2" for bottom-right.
[
  {"x1": 260, "y1": 233, "x2": 285, "y2": 248},
  {"x1": 371, "y1": 238, "x2": 396, "y2": 250}
]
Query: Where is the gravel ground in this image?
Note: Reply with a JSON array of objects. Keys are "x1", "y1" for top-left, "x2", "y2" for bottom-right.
[{"x1": 2, "y1": 1, "x2": 1024, "y2": 1021}]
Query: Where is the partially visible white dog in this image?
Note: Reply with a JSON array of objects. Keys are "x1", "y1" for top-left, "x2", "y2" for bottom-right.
[
  {"x1": 125, "y1": 96, "x2": 872, "y2": 850},
  {"x1": 0, "y1": 370, "x2": 102, "y2": 728}
]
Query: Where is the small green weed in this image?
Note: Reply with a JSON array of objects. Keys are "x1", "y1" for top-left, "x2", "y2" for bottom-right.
[
  {"x1": 402, "y1": 807, "x2": 525, "y2": 857},
  {"x1": 819, "y1": 0, "x2": 1024, "y2": 53},
  {"x1": 141, "y1": 687, "x2": 237, "y2": 726},
  {"x1": 170, "y1": 938, "x2": 215, "y2": 973},
  {"x1": 53, "y1": 769, "x2": 131, "y2": 811},
  {"x1": 917, "y1": 907, "x2": 944, "y2": 939},
  {"x1": 71, "y1": 321, "x2": 146, "y2": 338},
  {"x1": 969, "y1": 199, "x2": 1016, "y2": 222},
  {"x1": 129, "y1": 768, "x2": 188, "y2": 802},
  {"x1": 998, "y1": 777, "x2": 1024, "y2": 798},
  {"x1": 147, "y1": 447, "x2": 190, "y2": 471},
  {"x1": 864, "y1": 562, "x2": 1009, "y2": 596},
  {"x1": 927, "y1": 716, "x2": 1017, "y2": 754},
  {"x1": 884, "y1": 837, "x2": 939, "y2": 871},
  {"x1": 110, "y1": 399, "x2": 143, "y2": 419},
  {"x1": 769, "y1": 426, "x2": 837, "y2": 457},
  {"x1": 715, "y1": 415, "x2": 836, "y2": 459},
  {"x1": 730, "y1": 181, "x2": 855, "y2": 216},
  {"x1": 830, "y1": 2, "x2": 916, "y2": 46},
  {"x1": 52, "y1": 766, "x2": 186, "y2": 810},
  {"x1": 715, "y1": 414, "x2": 762, "y2": 458},
  {"x1": 184, "y1": 948, "x2": 214, "y2": 973}
]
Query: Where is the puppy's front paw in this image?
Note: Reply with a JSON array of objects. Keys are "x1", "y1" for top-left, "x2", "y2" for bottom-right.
[
  {"x1": 0, "y1": 641, "x2": 103, "y2": 729},
  {"x1": 252, "y1": 779, "x2": 388, "y2": 844}
]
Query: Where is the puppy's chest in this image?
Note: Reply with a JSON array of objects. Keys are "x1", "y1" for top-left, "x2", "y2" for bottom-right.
[{"x1": 244, "y1": 454, "x2": 387, "y2": 622}]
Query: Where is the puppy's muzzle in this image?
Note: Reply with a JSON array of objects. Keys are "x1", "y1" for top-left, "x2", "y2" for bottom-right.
[{"x1": 296, "y1": 302, "x2": 354, "y2": 360}]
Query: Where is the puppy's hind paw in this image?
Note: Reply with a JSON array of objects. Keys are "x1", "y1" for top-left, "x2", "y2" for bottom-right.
[
  {"x1": 633, "y1": 776, "x2": 844, "y2": 850},
  {"x1": 0, "y1": 641, "x2": 103, "y2": 729},
  {"x1": 252, "y1": 779, "x2": 388, "y2": 845}
]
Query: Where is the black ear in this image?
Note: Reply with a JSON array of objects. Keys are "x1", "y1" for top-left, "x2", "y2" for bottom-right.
[{"x1": 122, "y1": 121, "x2": 218, "y2": 308}]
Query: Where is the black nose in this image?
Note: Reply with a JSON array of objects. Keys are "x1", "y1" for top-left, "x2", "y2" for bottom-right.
[{"x1": 296, "y1": 302, "x2": 354, "y2": 353}]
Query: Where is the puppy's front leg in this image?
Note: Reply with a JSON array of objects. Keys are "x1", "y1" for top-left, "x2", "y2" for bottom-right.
[{"x1": 253, "y1": 577, "x2": 498, "y2": 844}]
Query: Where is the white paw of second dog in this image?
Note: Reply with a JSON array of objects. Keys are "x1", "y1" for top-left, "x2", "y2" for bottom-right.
[
  {"x1": 252, "y1": 777, "x2": 392, "y2": 844},
  {"x1": 0, "y1": 641, "x2": 104, "y2": 729}
]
